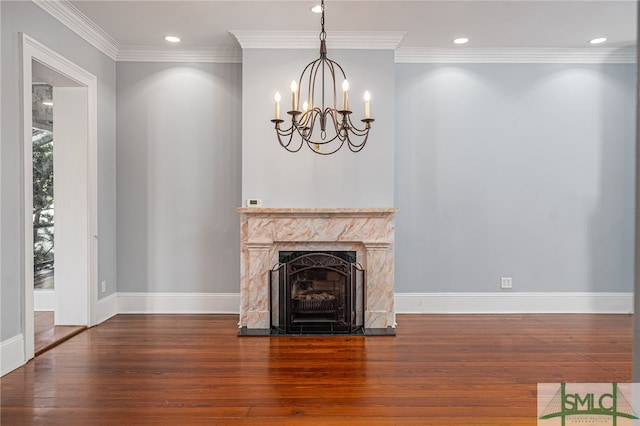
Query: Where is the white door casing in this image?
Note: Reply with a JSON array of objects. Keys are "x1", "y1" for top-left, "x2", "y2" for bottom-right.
[{"x1": 20, "y1": 33, "x2": 98, "y2": 361}]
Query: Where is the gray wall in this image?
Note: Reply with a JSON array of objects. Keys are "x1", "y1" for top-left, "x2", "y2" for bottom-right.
[
  {"x1": 1, "y1": 1, "x2": 116, "y2": 341},
  {"x1": 1, "y1": 2, "x2": 634, "y2": 344},
  {"x1": 242, "y1": 49, "x2": 395, "y2": 208},
  {"x1": 116, "y1": 62, "x2": 242, "y2": 293},
  {"x1": 634, "y1": 10, "x2": 640, "y2": 381},
  {"x1": 395, "y1": 63, "x2": 636, "y2": 293}
]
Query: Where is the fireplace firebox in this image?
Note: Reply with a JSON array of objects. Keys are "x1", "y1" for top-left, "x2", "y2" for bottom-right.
[{"x1": 270, "y1": 251, "x2": 364, "y2": 335}]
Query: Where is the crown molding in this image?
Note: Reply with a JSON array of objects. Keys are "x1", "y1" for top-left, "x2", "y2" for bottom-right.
[
  {"x1": 395, "y1": 47, "x2": 637, "y2": 64},
  {"x1": 229, "y1": 30, "x2": 407, "y2": 50},
  {"x1": 31, "y1": 0, "x2": 119, "y2": 60},
  {"x1": 29, "y1": 1, "x2": 635, "y2": 65},
  {"x1": 117, "y1": 47, "x2": 242, "y2": 63}
]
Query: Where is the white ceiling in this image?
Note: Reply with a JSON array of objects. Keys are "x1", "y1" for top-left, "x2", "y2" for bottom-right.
[{"x1": 68, "y1": 0, "x2": 637, "y2": 50}]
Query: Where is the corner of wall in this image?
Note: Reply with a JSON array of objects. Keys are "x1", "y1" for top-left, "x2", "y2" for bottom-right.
[{"x1": 95, "y1": 292, "x2": 118, "y2": 325}]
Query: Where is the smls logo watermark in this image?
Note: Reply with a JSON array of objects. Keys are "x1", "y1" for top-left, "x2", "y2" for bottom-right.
[{"x1": 538, "y1": 383, "x2": 640, "y2": 425}]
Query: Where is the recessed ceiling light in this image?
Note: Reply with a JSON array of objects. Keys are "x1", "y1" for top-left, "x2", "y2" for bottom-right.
[
  {"x1": 453, "y1": 37, "x2": 469, "y2": 45},
  {"x1": 589, "y1": 37, "x2": 607, "y2": 44},
  {"x1": 311, "y1": 5, "x2": 322, "y2": 13},
  {"x1": 164, "y1": 35, "x2": 181, "y2": 43}
]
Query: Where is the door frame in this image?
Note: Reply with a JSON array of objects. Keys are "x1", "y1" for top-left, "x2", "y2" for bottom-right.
[{"x1": 20, "y1": 33, "x2": 98, "y2": 360}]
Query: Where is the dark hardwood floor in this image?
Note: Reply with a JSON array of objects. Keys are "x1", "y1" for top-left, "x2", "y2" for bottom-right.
[
  {"x1": 34, "y1": 311, "x2": 86, "y2": 356},
  {"x1": 1, "y1": 314, "x2": 632, "y2": 425}
]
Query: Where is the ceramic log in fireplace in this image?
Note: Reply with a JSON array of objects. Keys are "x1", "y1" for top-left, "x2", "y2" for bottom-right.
[{"x1": 272, "y1": 251, "x2": 364, "y2": 335}]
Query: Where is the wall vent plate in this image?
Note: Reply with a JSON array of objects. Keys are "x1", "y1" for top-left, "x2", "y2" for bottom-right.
[{"x1": 246, "y1": 198, "x2": 262, "y2": 207}]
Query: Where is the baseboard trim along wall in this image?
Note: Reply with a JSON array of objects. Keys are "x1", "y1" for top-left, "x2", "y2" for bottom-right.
[
  {"x1": 394, "y1": 292, "x2": 633, "y2": 314},
  {"x1": 1, "y1": 334, "x2": 25, "y2": 377},
  {"x1": 96, "y1": 292, "x2": 118, "y2": 324},
  {"x1": 117, "y1": 292, "x2": 241, "y2": 314},
  {"x1": 105, "y1": 291, "x2": 633, "y2": 315}
]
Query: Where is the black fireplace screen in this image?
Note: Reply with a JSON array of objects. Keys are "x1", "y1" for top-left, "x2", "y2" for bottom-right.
[{"x1": 270, "y1": 251, "x2": 364, "y2": 334}]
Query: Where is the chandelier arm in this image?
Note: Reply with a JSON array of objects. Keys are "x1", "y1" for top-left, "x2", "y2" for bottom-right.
[
  {"x1": 344, "y1": 123, "x2": 370, "y2": 150},
  {"x1": 344, "y1": 132, "x2": 367, "y2": 149},
  {"x1": 306, "y1": 60, "x2": 322, "y2": 124},
  {"x1": 274, "y1": 123, "x2": 302, "y2": 150},
  {"x1": 324, "y1": 107, "x2": 344, "y2": 139},
  {"x1": 307, "y1": 137, "x2": 347, "y2": 155},
  {"x1": 327, "y1": 58, "x2": 347, "y2": 81},
  {"x1": 326, "y1": 59, "x2": 346, "y2": 112},
  {"x1": 276, "y1": 129, "x2": 305, "y2": 152},
  {"x1": 274, "y1": 122, "x2": 295, "y2": 137},
  {"x1": 293, "y1": 123, "x2": 312, "y2": 143},
  {"x1": 339, "y1": 124, "x2": 370, "y2": 152},
  {"x1": 299, "y1": 111, "x2": 309, "y2": 129},
  {"x1": 327, "y1": 57, "x2": 347, "y2": 112},
  {"x1": 324, "y1": 59, "x2": 348, "y2": 132},
  {"x1": 347, "y1": 132, "x2": 369, "y2": 152},
  {"x1": 324, "y1": 107, "x2": 348, "y2": 143},
  {"x1": 338, "y1": 115, "x2": 371, "y2": 151},
  {"x1": 298, "y1": 58, "x2": 320, "y2": 112},
  {"x1": 298, "y1": 115, "x2": 343, "y2": 145},
  {"x1": 345, "y1": 115, "x2": 371, "y2": 136},
  {"x1": 303, "y1": 109, "x2": 319, "y2": 138},
  {"x1": 296, "y1": 108, "x2": 318, "y2": 141}
]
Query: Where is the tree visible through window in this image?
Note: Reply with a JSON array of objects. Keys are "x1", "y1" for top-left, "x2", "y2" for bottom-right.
[{"x1": 33, "y1": 84, "x2": 54, "y2": 290}]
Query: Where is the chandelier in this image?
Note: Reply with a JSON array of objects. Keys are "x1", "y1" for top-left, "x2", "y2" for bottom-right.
[{"x1": 271, "y1": 0, "x2": 374, "y2": 155}]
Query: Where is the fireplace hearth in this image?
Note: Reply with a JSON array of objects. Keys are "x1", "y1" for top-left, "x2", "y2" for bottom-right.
[{"x1": 271, "y1": 251, "x2": 364, "y2": 335}]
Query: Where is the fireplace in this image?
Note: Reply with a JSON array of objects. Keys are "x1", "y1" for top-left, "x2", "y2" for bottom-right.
[
  {"x1": 272, "y1": 251, "x2": 364, "y2": 334},
  {"x1": 237, "y1": 208, "x2": 397, "y2": 336}
]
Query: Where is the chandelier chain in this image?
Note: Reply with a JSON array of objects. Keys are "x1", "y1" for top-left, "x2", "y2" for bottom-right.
[{"x1": 320, "y1": 0, "x2": 326, "y2": 41}]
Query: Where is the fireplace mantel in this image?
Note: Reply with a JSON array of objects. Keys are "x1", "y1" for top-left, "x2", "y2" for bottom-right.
[
  {"x1": 237, "y1": 207, "x2": 398, "y2": 215},
  {"x1": 237, "y1": 207, "x2": 398, "y2": 334}
]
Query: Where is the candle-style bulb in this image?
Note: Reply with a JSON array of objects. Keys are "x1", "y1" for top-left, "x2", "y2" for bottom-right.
[
  {"x1": 363, "y1": 90, "x2": 371, "y2": 119},
  {"x1": 274, "y1": 91, "x2": 281, "y2": 120},
  {"x1": 342, "y1": 80, "x2": 349, "y2": 111},
  {"x1": 302, "y1": 101, "x2": 309, "y2": 112},
  {"x1": 290, "y1": 81, "x2": 298, "y2": 111}
]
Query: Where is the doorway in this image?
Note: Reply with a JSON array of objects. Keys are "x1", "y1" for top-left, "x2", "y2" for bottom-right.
[{"x1": 21, "y1": 34, "x2": 98, "y2": 361}]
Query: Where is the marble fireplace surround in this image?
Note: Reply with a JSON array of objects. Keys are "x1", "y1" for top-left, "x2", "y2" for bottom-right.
[{"x1": 237, "y1": 208, "x2": 398, "y2": 334}]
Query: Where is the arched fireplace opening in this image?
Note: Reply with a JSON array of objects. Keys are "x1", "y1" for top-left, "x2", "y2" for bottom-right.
[{"x1": 270, "y1": 251, "x2": 364, "y2": 335}]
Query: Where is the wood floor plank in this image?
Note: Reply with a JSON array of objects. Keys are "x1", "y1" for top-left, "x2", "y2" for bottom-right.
[
  {"x1": 33, "y1": 311, "x2": 87, "y2": 356},
  {"x1": 1, "y1": 313, "x2": 632, "y2": 425}
]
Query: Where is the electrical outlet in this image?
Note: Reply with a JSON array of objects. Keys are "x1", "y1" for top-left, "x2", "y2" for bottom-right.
[
  {"x1": 101, "y1": 281, "x2": 106, "y2": 293},
  {"x1": 500, "y1": 277, "x2": 512, "y2": 289}
]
